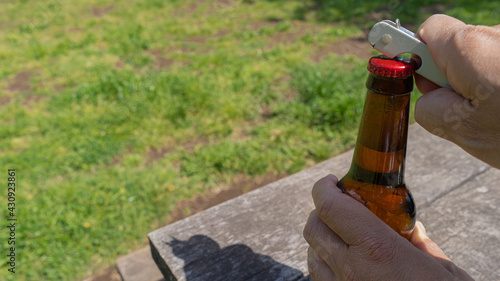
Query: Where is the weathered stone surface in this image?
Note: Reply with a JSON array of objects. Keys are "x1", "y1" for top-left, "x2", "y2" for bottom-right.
[
  {"x1": 418, "y1": 168, "x2": 500, "y2": 280},
  {"x1": 116, "y1": 246, "x2": 165, "y2": 281},
  {"x1": 148, "y1": 124, "x2": 499, "y2": 280}
]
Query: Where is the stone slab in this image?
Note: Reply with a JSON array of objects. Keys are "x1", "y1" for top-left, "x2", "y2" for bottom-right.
[
  {"x1": 148, "y1": 124, "x2": 498, "y2": 280},
  {"x1": 418, "y1": 167, "x2": 500, "y2": 281},
  {"x1": 116, "y1": 246, "x2": 165, "y2": 281}
]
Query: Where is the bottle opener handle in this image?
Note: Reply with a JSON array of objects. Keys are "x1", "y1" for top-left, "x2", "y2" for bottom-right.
[{"x1": 368, "y1": 19, "x2": 452, "y2": 89}]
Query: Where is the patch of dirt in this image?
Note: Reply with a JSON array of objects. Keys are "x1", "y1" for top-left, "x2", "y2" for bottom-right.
[
  {"x1": 110, "y1": 136, "x2": 212, "y2": 167},
  {"x1": 173, "y1": 2, "x2": 200, "y2": 17},
  {"x1": 214, "y1": 29, "x2": 230, "y2": 38},
  {"x1": 269, "y1": 74, "x2": 297, "y2": 102},
  {"x1": 80, "y1": 266, "x2": 121, "y2": 281},
  {"x1": 147, "y1": 49, "x2": 176, "y2": 70},
  {"x1": 22, "y1": 93, "x2": 44, "y2": 108},
  {"x1": 0, "y1": 20, "x2": 10, "y2": 31},
  {"x1": 267, "y1": 31, "x2": 298, "y2": 47},
  {"x1": 260, "y1": 104, "x2": 272, "y2": 119},
  {"x1": 110, "y1": 146, "x2": 134, "y2": 166},
  {"x1": 248, "y1": 20, "x2": 277, "y2": 31},
  {"x1": 92, "y1": 5, "x2": 114, "y2": 17},
  {"x1": 182, "y1": 28, "x2": 229, "y2": 47},
  {"x1": 145, "y1": 146, "x2": 175, "y2": 165},
  {"x1": 311, "y1": 35, "x2": 373, "y2": 62},
  {"x1": 215, "y1": 0, "x2": 234, "y2": 5},
  {"x1": 140, "y1": 137, "x2": 211, "y2": 166},
  {"x1": 8, "y1": 70, "x2": 31, "y2": 93},
  {"x1": 184, "y1": 35, "x2": 208, "y2": 45},
  {"x1": 174, "y1": 0, "x2": 236, "y2": 16},
  {"x1": 148, "y1": 48, "x2": 192, "y2": 69},
  {"x1": 166, "y1": 45, "x2": 191, "y2": 54},
  {"x1": 115, "y1": 60, "x2": 125, "y2": 69},
  {"x1": 0, "y1": 96, "x2": 11, "y2": 107},
  {"x1": 207, "y1": 0, "x2": 236, "y2": 16},
  {"x1": 53, "y1": 84, "x2": 66, "y2": 92},
  {"x1": 169, "y1": 172, "x2": 287, "y2": 223},
  {"x1": 180, "y1": 136, "x2": 211, "y2": 152}
]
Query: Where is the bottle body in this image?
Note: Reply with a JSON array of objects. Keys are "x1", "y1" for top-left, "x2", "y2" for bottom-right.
[{"x1": 338, "y1": 71, "x2": 416, "y2": 239}]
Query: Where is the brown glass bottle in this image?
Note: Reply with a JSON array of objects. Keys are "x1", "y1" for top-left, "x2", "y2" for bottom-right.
[{"x1": 337, "y1": 55, "x2": 416, "y2": 240}]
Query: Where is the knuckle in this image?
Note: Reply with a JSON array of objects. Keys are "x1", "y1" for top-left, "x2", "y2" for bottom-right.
[
  {"x1": 316, "y1": 197, "x2": 333, "y2": 221},
  {"x1": 355, "y1": 235, "x2": 400, "y2": 266},
  {"x1": 303, "y1": 212, "x2": 321, "y2": 243}
]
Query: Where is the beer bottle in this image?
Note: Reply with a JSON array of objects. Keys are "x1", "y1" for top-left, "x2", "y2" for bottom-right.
[{"x1": 337, "y1": 55, "x2": 416, "y2": 240}]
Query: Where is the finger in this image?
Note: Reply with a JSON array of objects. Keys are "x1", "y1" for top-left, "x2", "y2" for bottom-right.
[
  {"x1": 414, "y1": 87, "x2": 477, "y2": 145},
  {"x1": 303, "y1": 210, "x2": 348, "y2": 271},
  {"x1": 410, "y1": 221, "x2": 451, "y2": 263},
  {"x1": 416, "y1": 15, "x2": 466, "y2": 89},
  {"x1": 418, "y1": 15, "x2": 500, "y2": 100},
  {"x1": 410, "y1": 222, "x2": 474, "y2": 280},
  {"x1": 307, "y1": 246, "x2": 337, "y2": 281},
  {"x1": 414, "y1": 73, "x2": 440, "y2": 94},
  {"x1": 311, "y1": 175, "x2": 399, "y2": 246}
]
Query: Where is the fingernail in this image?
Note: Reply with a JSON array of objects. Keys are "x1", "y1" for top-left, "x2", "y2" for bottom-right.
[
  {"x1": 416, "y1": 221, "x2": 427, "y2": 236},
  {"x1": 325, "y1": 174, "x2": 338, "y2": 182}
]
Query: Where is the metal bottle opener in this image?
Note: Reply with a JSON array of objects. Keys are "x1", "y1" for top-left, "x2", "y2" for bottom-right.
[{"x1": 368, "y1": 19, "x2": 452, "y2": 88}]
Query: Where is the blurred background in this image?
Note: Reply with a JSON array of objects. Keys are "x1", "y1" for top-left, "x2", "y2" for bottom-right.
[{"x1": 0, "y1": 0, "x2": 498, "y2": 280}]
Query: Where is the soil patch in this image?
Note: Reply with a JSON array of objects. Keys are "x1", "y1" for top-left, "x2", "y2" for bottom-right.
[
  {"x1": 22, "y1": 93, "x2": 44, "y2": 108},
  {"x1": 92, "y1": 5, "x2": 114, "y2": 17},
  {"x1": 148, "y1": 48, "x2": 192, "y2": 69},
  {"x1": 8, "y1": 70, "x2": 31, "y2": 93},
  {"x1": 145, "y1": 146, "x2": 174, "y2": 165},
  {"x1": 174, "y1": 3, "x2": 197, "y2": 16},
  {"x1": 147, "y1": 49, "x2": 176, "y2": 69},
  {"x1": 184, "y1": 35, "x2": 208, "y2": 45},
  {"x1": 206, "y1": 0, "x2": 236, "y2": 15},
  {"x1": 80, "y1": 266, "x2": 121, "y2": 281},
  {"x1": 144, "y1": 136, "x2": 210, "y2": 165},
  {"x1": 0, "y1": 96, "x2": 11, "y2": 107},
  {"x1": 53, "y1": 84, "x2": 66, "y2": 92},
  {"x1": 312, "y1": 35, "x2": 373, "y2": 62},
  {"x1": 214, "y1": 29, "x2": 230, "y2": 38}
]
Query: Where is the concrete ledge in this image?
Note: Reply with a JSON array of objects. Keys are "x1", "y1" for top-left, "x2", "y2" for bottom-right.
[
  {"x1": 147, "y1": 124, "x2": 499, "y2": 281},
  {"x1": 116, "y1": 247, "x2": 164, "y2": 281}
]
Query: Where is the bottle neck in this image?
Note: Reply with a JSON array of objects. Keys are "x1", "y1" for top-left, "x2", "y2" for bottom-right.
[{"x1": 348, "y1": 73, "x2": 413, "y2": 187}]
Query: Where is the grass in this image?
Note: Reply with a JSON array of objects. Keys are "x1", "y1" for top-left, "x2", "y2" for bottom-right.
[{"x1": 0, "y1": 0, "x2": 498, "y2": 280}]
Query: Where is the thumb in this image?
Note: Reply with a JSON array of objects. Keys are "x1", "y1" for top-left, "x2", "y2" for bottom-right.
[
  {"x1": 410, "y1": 221, "x2": 451, "y2": 263},
  {"x1": 415, "y1": 87, "x2": 475, "y2": 144},
  {"x1": 411, "y1": 222, "x2": 475, "y2": 280}
]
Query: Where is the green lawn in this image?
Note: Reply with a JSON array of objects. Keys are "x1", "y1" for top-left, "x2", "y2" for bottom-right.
[{"x1": 0, "y1": 0, "x2": 498, "y2": 280}]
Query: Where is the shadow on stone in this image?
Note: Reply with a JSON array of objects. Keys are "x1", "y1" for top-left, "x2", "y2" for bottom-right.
[{"x1": 167, "y1": 235, "x2": 306, "y2": 281}]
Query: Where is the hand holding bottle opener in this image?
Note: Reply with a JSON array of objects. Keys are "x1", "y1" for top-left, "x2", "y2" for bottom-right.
[{"x1": 368, "y1": 19, "x2": 452, "y2": 88}]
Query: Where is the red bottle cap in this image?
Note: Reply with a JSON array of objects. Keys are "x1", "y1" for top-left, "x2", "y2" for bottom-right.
[{"x1": 368, "y1": 55, "x2": 416, "y2": 78}]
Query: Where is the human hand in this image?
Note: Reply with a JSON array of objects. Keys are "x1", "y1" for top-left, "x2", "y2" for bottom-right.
[
  {"x1": 414, "y1": 14, "x2": 500, "y2": 169},
  {"x1": 303, "y1": 175, "x2": 473, "y2": 281}
]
